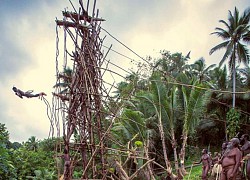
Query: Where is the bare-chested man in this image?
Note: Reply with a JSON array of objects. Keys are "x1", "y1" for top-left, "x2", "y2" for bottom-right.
[
  {"x1": 240, "y1": 134, "x2": 250, "y2": 179},
  {"x1": 12, "y1": 86, "x2": 46, "y2": 99},
  {"x1": 194, "y1": 149, "x2": 210, "y2": 180},
  {"x1": 220, "y1": 138, "x2": 242, "y2": 180}
]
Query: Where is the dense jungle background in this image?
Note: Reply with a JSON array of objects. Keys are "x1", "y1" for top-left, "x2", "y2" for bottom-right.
[{"x1": 1, "y1": 5, "x2": 250, "y2": 180}]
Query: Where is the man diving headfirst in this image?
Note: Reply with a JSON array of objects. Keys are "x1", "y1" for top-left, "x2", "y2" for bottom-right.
[{"x1": 12, "y1": 86, "x2": 46, "y2": 99}]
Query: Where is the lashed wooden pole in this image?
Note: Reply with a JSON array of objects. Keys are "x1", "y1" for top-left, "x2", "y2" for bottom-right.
[{"x1": 55, "y1": 1, "x2": 106, "y2": 179}]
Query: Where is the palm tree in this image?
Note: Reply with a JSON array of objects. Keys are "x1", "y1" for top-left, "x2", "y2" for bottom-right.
[
  {"x1": 191, "y1": 57, "x2": 216, "y2": 83},
  {"x1": 26, "y1": 136, "x2": 39, "y2": 151},
  {"x1": 154, "y1": 51, "x2": 190, "y2": 78},
  {"x1": 209, "y1": 7, "x2": 250, "y2": 108},
  {"x1": 207, "y1": 66, "x2": 230, "y2": 140},
  {"x1": 235, "y1": 66, "x2": 250, "y2": 125},
  {"x1": 113, "y1": 71, "x2": 148, "y2": 99},
  {"x1": 53, "y1": 67, "x2": 73, "y2": 101},
  {"x1": 112, "y1": 108, "x2": 147, "y2": 145},
  {"x1": 111, "y1": 108, "x2": 150, "y2": 177},
  {"x1": 210, "y1": 66, "x2": 228, "y2": 90},
  {"x1": 177, "y1": 74, "x2": 211, "y2": 174},
  {"x1": 137, "y1": 73, "x2": 178, "y2": 178}
]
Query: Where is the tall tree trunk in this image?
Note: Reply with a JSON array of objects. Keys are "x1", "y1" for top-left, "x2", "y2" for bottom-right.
[
  {"x1": 158, "y1": 114, "x2": 170, "y2": 171},
  {"x1": 170, "y1": 128, "x2": 179, "y2": 172},
  {"x1": 232, "y1": 51, "x2": 236, "y2": 108},
  {"x1": 145, "y1": 133, "x2": 155, "y2": 180},
  {"x1": 179, "y1": 130, "x2": 188, "y2": 176},
  {"x1": 232, "y1": 60, "x2": 236, "y2": 108},
  {"x1": 158, "y1": 115, "x2": 177, "y2": 178}
]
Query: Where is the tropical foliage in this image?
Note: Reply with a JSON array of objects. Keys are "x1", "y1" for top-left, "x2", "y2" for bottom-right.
[
  {"x1": 2, "y1": 6, "x2": 250, "y2": 180},
  {"x1": 0, "y1": 125, "x2": 58, "y2": 180},
  {"x1": 210, "y1": 7, "x2": 250, "y2": 107}
]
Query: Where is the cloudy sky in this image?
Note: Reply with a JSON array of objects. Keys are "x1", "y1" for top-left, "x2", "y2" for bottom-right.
[{"x1": 0, "y1": 0, "x2": 249, "y2": 142}]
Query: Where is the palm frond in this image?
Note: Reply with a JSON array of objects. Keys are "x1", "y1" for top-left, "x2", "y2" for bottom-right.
[
  {"x1": 112, "y1": 122, "x2": 132, "y2": 141},
  {"x1": 241, "y1": 7, "x2": 250, "y2": 24},
  {"x1": 233, "y1": 7, "x2": 239, "y2": 27},
  {"x1": 237, "y1": 42, "x2": 250, "y2": 66},
  {"x1": 212, "y1": 27, "x2": 231, "y2": 39},
  {"x1": 209, "y1": 41, "x2": 230, "y2": 55},
  {"x1": 53, "y1": 82, "x2": 69, "y2": 88},
  {"x1": 205, "y1": 64, "x2": 216, "y2": 72},
  {"x1": 242, "y1": 30, "x2": 250, "y2": 43},
  {"x1": 218, "y1": 20, "x2": 231, "y2": 31},
  {"x1": 227, "y1": 10, "x2": 235, "y2": 32},
  {"x1": 234, "y1": 24, "x2": 248, "y2": 36},
  {"x1": 182, "y1": 82, "x2": 211, "y2": 133},
  {"x1": 219, "y1": 41, "x2": 233, "y2": 68}
]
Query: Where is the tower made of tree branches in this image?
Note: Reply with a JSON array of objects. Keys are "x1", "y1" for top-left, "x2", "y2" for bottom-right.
[{"x1": 53, "y1": 0, "x2": 108, "y2": 179}]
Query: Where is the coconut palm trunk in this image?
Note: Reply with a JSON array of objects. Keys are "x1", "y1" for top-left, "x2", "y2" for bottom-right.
[
  {"x1": 210, "y1": 7, "x2": 250, "y2": 108},
  {"x1": 145, "y1": 132, "x2": 155, "y2": 180},
  {"x1": 178, "y1": 76, "x2": 211, "y2": 174},
  {"x1": 158, "y1": 110, "x2": 170, "y2": 171},
  {"x1": 232, "y1": 52, "x2": 236, "y2": 108},
  {"x1": 170, "y1": 128, "x2": 179, "y2": 173},
  {"x1": 179, "y1": 131, "x2": 188, "y2": 175},
  {"x1": 138, "y1": 74, "x2": 182, "y2": 177}
]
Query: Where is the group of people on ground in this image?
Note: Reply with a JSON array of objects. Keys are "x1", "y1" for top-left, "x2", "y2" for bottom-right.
[{"x1": 194, "y1": 134, "x2": 250, "y2": 180}]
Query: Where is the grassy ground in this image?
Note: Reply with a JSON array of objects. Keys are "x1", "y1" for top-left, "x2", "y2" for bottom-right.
[
  {"x1": 183, "y1": 165, "x2": 202, "y2": 180},
  {"x1": 183, "y1": 165, "x2": 224, "y2": 180},
  {"x1": 183, "y1": 151, "x2": 202, "y2": 180},
  {"x1": 179, "y1": 145, "x2": 223, "y2": 180},
  {"x1": 182, "y1": 145, "x2": 221, "y2": 180}
]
